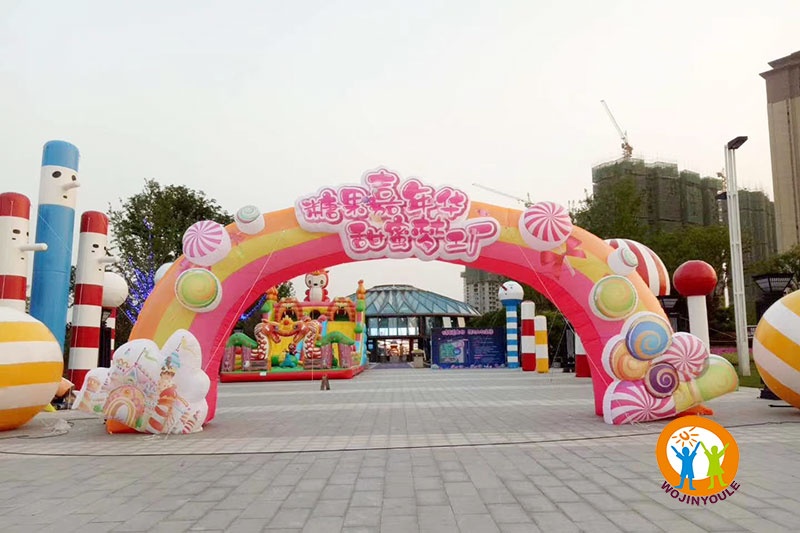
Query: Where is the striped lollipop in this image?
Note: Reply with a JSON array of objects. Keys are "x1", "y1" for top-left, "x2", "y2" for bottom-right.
[
  {"x1": 518, "y1": 202, "x2": 573, "y2": 252},
  {"x1": 655, "y1": 332, "x2": 709, "y2": 381},
  {"x1": 182, "y1": 220, "x2": 232, "y2": 267},
  {"x1": 605, "y1": 238, "x2": 670, "y2": 296},
  {"x1": 603, "y1": 379, "x2": 677, "y2": 425}
]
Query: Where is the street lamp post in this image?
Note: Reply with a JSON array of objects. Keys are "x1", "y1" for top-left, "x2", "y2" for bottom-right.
[{"x1": 724, "y1": 136, "x2": 751, "y2": 376}]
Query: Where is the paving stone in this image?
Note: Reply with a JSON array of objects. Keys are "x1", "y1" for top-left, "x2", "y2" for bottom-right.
[
  {"x1": 343, "y1": 506, "x2": 381, "y2": 527},
  {"x1": 456, "y1": 512, "x2": 501, "y2": 533},
  {"x1": 3, "y1": 371, "x2": 800, "y2": 533}
]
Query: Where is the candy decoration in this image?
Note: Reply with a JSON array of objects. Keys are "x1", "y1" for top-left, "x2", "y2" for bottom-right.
[
  {"x1": 602, "y1": 338, "x2": 649, "y2": 380},
  {"x1": 104, "y1": 385, "x2": 147, "y2": 428},
  {"x1": 175, "y1": 268, "x2": 222, "y2": 313},
  {"x1": 607, "y1": 247, "x2": 638, "y2": 276},
  {"x1": 605, "y1": 238, "x2": 670, "y2": 296},
  {"x1": 154, "y1": 262, "x2": 174, "y2": 284},
  {"x1": 753, "y1": 290, "x2": 800, "y2": 409},
  {"x1": 519, "y1": 201, "x2": 573, "y2": 251},
  {"x1": 625, "y1": 312, "x2": 672, "y2": 361},
  {"x1": 644, "y1": 362, "x2": 680, "y2": 398},
  {"x1": 0, "y1": 308, "x2": 64, "y2": 431},
  {"x1": 235, "y1": 205, "x2": 265, "y2": 235},
  {"x1": 182, "y1": 220, "x2": 231, "y2": 267},
  {"x1": 589, "y1": 275, "x2": 638, "y2": 321},
  {"x1": 603, "y1": 379, "x2": 677, "y2": 425},
  {"x1": 692, "y1": 355, "x2": 738, "y2": 402},
  {"x1": 655, "y1": 332, "x2": 709, "y2": 381}
]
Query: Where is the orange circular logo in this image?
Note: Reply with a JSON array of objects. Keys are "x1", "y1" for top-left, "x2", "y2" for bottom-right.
[{"x1": 655, "y1": 416, "x2": 739, "y2": 498}]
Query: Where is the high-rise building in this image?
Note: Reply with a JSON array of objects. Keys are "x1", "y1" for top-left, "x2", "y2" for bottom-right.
[
  {"x1": 760, "y1": 50, "x2": 800, "y2": 252},
  {"x1": 719, "y1": 189, "x2": 778, "y2": 266},
  {"x1": 591, "y1": 158, "x2": 723, "y2": 231},
  {"x1": 461, "y1": 268, "x2": 503, "y2": 314},
  {"x1": 592, "y1": 157, "x2": 777, "y2": 265}
]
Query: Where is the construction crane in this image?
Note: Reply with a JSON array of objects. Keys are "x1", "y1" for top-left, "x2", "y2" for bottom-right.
[
  {"x1": 600, "y1": 99, "x2": 633, "y2": 159},
  {"x1": 472, "y1": 183, "x2": 533, "y2": 208},
  {"x1": 716, "y1": 169, "x2": 728, "y2": 192}
]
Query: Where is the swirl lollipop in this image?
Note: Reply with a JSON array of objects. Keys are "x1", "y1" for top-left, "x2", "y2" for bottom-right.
[
  {"x1": 604, "y1": 379, "x2": 677, "y2": 425},
  {"x1": 602, "y1": 338, "x2": 649, "y2": 381},
  {"x1": 175, "y1": 268, "x2": 223, "y2": 313},
  {"x1": 589, "y1": 275, "x2": 638, "y2": 321},
  {"x1": 655, "y1": 332, "x2": 709, "y2": 381},
  {"x1": 644, "y1": 362, "x2": 679, "y2": 398},
  {"x1": 235, "y1": 205, "x2": 265, "y2": 235},
  {"x1": 624, "y1": 313, "x2": 672, "y2": 361},
  {"x1": 518, "y1": 201, "x2": 573, "y2": 251},
  {"x1": 607, "y1": 247, "x2": 638, "y2": 276},
  {"x1": 182, "y1": 220, "x2": 231, "y2": 267}
]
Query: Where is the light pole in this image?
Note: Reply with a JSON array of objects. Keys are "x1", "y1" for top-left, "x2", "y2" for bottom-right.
[{"x1": 724, "y1": 136, "x2": 750, "y2": 376}]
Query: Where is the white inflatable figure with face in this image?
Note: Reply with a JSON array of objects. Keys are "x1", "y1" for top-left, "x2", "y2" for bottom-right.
[
  {"x1": 304, "y1": 270, "x2": 330, "y2": 302},
  {"x1": 498, "y1": 281, "x2": 524, "y2": 303},
  {"x1": 30, "y1": 140, "x2": 81, "y2": 352},
  {"x1": 40, "y1": 153, "x2": 80, "y2": 209},
  {"x1": 68, "y1": 211, "x2": 120, "y2": 390},
  {"x1": 498, "y1": 281, "x2": 525, "y2": 369},
  {"x1": 0, "y1": 193, "x2": 47, "y2": 311}
]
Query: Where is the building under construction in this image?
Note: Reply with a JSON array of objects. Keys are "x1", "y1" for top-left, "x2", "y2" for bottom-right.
[
  {"x1": 592, "y1": 157, "x2": 777, "y2": 266},
  {"x1": 591, "y1": 158, "x2": 723, "y2": 232}
]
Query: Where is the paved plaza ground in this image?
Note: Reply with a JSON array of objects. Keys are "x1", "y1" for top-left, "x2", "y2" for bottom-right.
[{"x1": 1, "y1": 367, "x2": 800, "y2": 532}]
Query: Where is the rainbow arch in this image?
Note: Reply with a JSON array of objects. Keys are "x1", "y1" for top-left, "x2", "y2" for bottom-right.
[{"x1": 131, "y1": 170, "x2": 737, "y2": 425}]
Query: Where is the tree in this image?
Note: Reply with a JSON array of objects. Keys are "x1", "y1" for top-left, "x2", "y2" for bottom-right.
[
  {"x1": 749, "y1": 243, "x2": 800, "y2": 283},
  {"x1": 570, "y1": 177, "x2": 648, "y2": 241},
  {"x1": 108, "y1": 180, "x2": 234, "y2": 344},
  {"x1": 647, "y1": 225, "x2": 733, "y2": 284}
]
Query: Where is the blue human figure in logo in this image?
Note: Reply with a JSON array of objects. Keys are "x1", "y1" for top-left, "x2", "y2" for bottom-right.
[{"x1": 671, "y1": 442, "x2": 701, "y2": 490}]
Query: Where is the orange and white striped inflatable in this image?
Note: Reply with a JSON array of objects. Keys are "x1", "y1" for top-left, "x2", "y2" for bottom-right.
[
  {"x1": 0, "y1": 307, "x2": 63, "y2": 431},
  {"x1": 753, "y1": 290, "x2": 800, "y2": 408}
]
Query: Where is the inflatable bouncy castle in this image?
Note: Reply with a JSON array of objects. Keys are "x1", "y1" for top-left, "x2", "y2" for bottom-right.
[{"x1": 220, "y1": 274, "x2": 367, "y2": 382}]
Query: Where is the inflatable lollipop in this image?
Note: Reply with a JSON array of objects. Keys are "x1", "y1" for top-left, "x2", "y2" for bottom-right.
[
  {"x1": 644, "y1": 362, "x2": 680, "y2": 398},
  {"x1": 235, "y1": 205, "x2": 265, "y2": 235},
  {"x1": 182, "y1": 220, "x2": 231, "y2": 267},
  {"x1": 175, "y1": 268, "x2": 222, "y2": 313},
  {"x1": 607, "y1": 247, "x2": 638, "y2": 276},
  {"x1": 603, "y1": 379, "x2": 677, "y2": 425},
  {"x1": 589, "y1": 275, "x2": 638, "y2": 321},
  {"x1": 602, "y1": 338, "x2": 649, "y2": 381},
  {"x1": 518, "y1": 201, "x2": 573, "y2": 251},
  {"x1": 654, "y1": 332, "x2": 708, "y2": 382},
  {"x1": 624, "y1": 312, "x2": 672, "y2": 361},
  {"x1": 605, "y1": 238, "x2": 670, "y2": 296}
]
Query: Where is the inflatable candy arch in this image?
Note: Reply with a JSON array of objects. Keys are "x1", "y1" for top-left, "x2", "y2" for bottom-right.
[{"x1": 130, "y1": 167, "x2": 738, "y2": 427}]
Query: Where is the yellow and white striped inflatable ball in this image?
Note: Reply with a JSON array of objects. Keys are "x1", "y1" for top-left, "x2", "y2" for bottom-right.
[
  {"x1": 0, "y1": 307, "x2": 64, "y2": 431},
  {"x1": 753, "y1": 290, "x2": 800, "y2": 409}
]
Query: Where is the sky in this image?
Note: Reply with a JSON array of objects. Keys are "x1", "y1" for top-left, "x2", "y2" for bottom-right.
[{"x1": 1, "y1": 0, "x2": 798, "y2": 303}]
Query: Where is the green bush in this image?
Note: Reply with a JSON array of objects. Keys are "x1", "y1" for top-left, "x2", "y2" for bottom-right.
[
  {"x1": 270, "y1": 355, "x2": 280, "y2": 367},
  {"x1": 333, "y1": 357, "x2": 339, "y2": 368}
]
